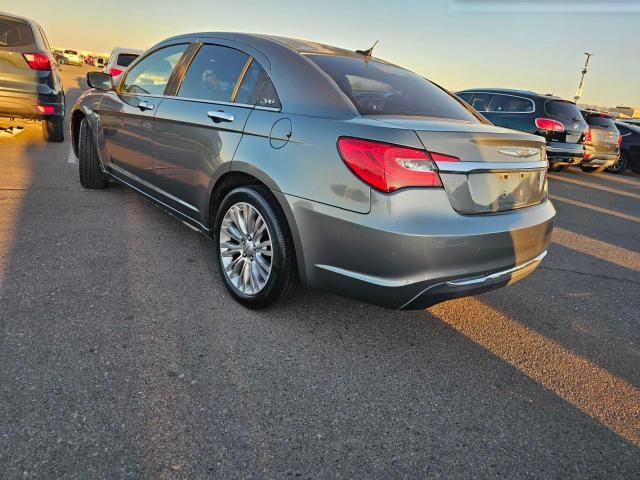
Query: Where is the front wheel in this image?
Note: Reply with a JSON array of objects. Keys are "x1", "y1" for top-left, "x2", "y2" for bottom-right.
[
  {"x1": 78, "y1": 118, "x2": 108, "y2": 189},
  {"x1": 214, "y1": 186, "x2": 297, "y2": 309},
  {"x1": 42, "y1": 117, "x2": 64, "y2": 142},
  {"x1": 606, "y1": 155, "x2": 627, "y2": 174},
  {"x1": 580, "y1": 165, "x2": 607, "y2": 174}
]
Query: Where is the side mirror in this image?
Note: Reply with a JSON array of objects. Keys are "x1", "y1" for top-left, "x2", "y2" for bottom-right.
[{"x1": 87, "y1": 71, "x2": 113, "y2": 91}]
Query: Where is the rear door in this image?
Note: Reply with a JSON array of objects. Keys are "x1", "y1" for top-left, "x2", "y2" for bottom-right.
[
  {"x1": 97, "y1": 43, "x2": 189, "y2": 184},
  {"x1": 0, "y1": 14, "x2": 38, "y2": 115},
  {"x1": 152, "y1": 43, "x2": 270, "y2": 220}
]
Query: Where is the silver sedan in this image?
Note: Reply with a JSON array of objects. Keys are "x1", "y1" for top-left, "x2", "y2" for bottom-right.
[{"x1": 71, "y1": 33, "x2": 555, "y2": 309}]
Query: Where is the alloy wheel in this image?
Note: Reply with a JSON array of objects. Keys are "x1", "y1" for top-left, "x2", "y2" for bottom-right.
[{"x1": 219, "y1": 202, "x2": 273, "y2": 295}]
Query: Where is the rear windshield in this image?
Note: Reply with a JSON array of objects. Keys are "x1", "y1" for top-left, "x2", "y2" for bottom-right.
[
  {"x1": 117, "y1": 53, "x2": 138, "y2": 67},
  {"x1": 584, "y1": 114, "x2": 616, "y2": 129},
  {"x1": 307, "y1": 54, "x2": 479, "y2": 121},
  {"x1": 545, "y1": 100, "x2": 582, "y2": 122},
  {"x1": 0, "y1": 16, "x2": 35, "y2": 47}
]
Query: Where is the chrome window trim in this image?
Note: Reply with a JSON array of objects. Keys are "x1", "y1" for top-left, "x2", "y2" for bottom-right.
[
  {"x1": 116, "y1": 93, "x2": 283, "y2": 112},
  {"x1": 463, "y1": 91, "x2": 536, "y2": 114}
]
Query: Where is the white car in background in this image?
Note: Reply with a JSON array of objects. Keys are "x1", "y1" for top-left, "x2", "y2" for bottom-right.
[
  {"x1": 63, "y1": 49, "x2": 82, "y2": 66},
  {"x1": 103, "y1": 47, "x2": 143, "y2": 78}
]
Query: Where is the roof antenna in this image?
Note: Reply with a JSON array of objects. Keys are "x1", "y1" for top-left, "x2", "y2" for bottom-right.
[{"x1": 356, "y1": 40, "x2": 379, "y2": 64}]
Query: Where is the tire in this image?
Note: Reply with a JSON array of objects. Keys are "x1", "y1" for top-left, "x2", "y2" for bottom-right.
[
  {"x1": 42, "y1": 117, "x2": 64, "y2": 142},
  {"x1": 214, "y1": 186, "x2": 297, "y2": 309},
  {"x1": 606, "y1": 154, "x2": 627, "y2": 174},
  {"x1": 548, "y1": 164, "x2": 568, "y2": 172},
  {"x1": 78, "y1": 118, "x2": 108, "y2": 189},
  {"x1": 580, "y1": 165, "x2": 607, "y2": 174}
]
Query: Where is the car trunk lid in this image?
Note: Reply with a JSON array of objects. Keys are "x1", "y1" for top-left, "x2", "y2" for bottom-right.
[{"x1": 370, "y1": 117, "x2": 548, "y2": 214}]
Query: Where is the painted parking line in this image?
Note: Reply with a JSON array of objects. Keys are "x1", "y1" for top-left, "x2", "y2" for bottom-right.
[
  {"x1": 550, "y1": 194, "x2": 640, "y2": 224},
  {"x1": 67, "y1": 146, "x2": 78, "y2": 164},
  {"x1": 552, "y1": 227, "x2": 640, "y2": 272},
  {"x1": 549, "y1": 175, "x2": 640, "y2": 200},
  {"x1": 430, "y1": 297, "x2": 640, "y2": 447}
]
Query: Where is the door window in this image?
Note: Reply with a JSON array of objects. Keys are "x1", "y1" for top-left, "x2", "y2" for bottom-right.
[
  {"x1": 178, "y1": 45, "x2": 250, "y2": 103},
  {"x1": 468, "y1": 93, "x2": 494, "y2": 112},
  {"x1": 486, "y1": 94, "x2": 534, "y2": 113},
  {"x1": 234, "y1": 60, "x2": 281, "y2": 108},
  {"x1": 122, "y1": 44, "x2": 188, "y2": 96}
]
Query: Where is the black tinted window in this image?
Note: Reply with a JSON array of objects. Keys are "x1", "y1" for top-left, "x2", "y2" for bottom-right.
[
  {"x1": 234, "y1": 60, "x2": 281, "y2": 108},
  {"x1": 584, "y1": 114, "x2": 616, "y2": 129},
  {"x1": 123, "y1": 44, "x2": 187, "y2": 95},
  {"x1": 546, "y1": 100, "x2": 582, "y2": 122},
  {"x1": 117, "y1": 54, "x2": 138, "y2": 67},
  {"x1": 0, "y1": 16, "x2": 35, "y2": 47},
  {"x1": 179, "y1": 45, "x2": 248, "y2": 103},
  {"x1": 308, "y1": 54, "x2": 478, "y2": 121},
  {"x1": 467, "y1": 93, "x2": 494, "y2": 112},
  {"x1": 486, "y1": 94, "x2": 534, "y2": 113}
]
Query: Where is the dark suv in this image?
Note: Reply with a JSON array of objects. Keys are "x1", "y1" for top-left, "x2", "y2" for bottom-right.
[
  {"x1": 0, "y1": 11, "x2": 64, "y2": 141},
  {"x1": 579, "y1": 110, "x2": 620, "y2": 173},
  {"x1": 457, "y1": 89, "x2": 587, "y2": 171}
]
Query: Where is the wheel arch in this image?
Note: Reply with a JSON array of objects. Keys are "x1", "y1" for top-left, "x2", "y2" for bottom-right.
[{"x1": 208, "y1": 167, "x2": 307, "y2": 285}]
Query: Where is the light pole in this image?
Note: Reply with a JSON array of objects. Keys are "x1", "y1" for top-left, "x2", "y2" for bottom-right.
[{"x1": 574, "y1": 52, "x2": 594, "y2": 103}]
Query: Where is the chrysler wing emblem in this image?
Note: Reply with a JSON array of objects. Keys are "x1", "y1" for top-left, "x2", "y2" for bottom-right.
[{"x1": 497, "y1": 147, "x2": 540, "y2": 159}]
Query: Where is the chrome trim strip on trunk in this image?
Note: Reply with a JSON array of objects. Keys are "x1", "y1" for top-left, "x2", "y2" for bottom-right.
[{"x1": 436, "y1": 160, "x2": 548, "y2": 173}]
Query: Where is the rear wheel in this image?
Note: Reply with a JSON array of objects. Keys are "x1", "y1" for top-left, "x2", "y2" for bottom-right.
[
  {"x1": 78, "y1": 118, "x2": 108, "y2": 189},
  {"x1": 42, "y1": 117, "x2": 64, "y2": 142},
  {"x1": 606, "y1": 154, "x2": 627, "y2": 174},
  {"x1": 214, "y1": 186, "x2": 297, "y2": 309},
  {"x1": 580, "y1": 165, "x2": 607, "y2": 174}
]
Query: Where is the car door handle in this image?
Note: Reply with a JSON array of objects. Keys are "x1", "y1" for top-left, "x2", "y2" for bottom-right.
[
  {"x1": 138, "y1": 100, "x2": 154, "y2": 111},
  {"x1": 207, "y1": 110, "x2": 234, "y2": 123}
]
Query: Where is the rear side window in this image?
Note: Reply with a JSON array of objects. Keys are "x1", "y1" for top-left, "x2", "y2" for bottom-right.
[
  {"x1": 64, "y1": 50, "x2": 77, "y2": 55},
  {"x1": 234, "y1": 60, "x2": 281, "y2": 108},
  {"x1": 122, "y1": 44, "x2": 187, "y2": 95},
  {"x1": 0, "y1": 16, "x2": 35, "y2": 47},
  {"x1": 545, "y1": 100, "x2": 582, "y2": 122},
  {"x1": 486, "y1": 94, "x2": 534, "y2": 113},
  {"x1": 178, "y1": 45, "x2": 249, "y2": 103},
  {"x1": 584, "y1": 114, "x2": 616, "y2": 129},
  {"x1": 117, "y1": 54, "x2": 139, "y2": 68},
  {"x1": 308, "y1": 54, "x2": 479, "y2": 121}
]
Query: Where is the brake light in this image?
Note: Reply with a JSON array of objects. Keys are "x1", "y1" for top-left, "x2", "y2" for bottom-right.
[
  {"x1": 337, "y1": 137, "x2": 459, "y2": 192},
  {"x1": 36, "y1": 105, "x2": 55, "y2": 114},
  {"x1": 109, "y1": 67, "x2": 123, "y2": 77},
  {"x1": 617, "y1": 134, "x2": 622, "y2": 147},
  {"x1": 23, "y1": 52, "x2": 51, "y2": 71},
  {"x1": 535, "y1": 118, "x2": 565, "y2": 133},
  {"x1": 584, "y1": 127, "x2": 592, "y2": 143}
]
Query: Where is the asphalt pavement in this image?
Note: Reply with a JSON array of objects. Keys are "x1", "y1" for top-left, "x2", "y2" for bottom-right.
[{"x1": 1, "y1": 65, "x2": 639, "y2": 479}]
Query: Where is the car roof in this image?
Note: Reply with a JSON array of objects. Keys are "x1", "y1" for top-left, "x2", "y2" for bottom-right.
[{"x1": 457, "y1": 88, "x2": 568, "y2": 102}]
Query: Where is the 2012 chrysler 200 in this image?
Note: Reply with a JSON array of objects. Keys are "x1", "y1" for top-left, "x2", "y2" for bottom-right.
[{"x1": 71, "y1": 33, "x2": 555, "y2": 309}]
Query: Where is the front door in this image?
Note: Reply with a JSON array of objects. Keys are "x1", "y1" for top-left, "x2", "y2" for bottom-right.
[{"x1": 98, "y1": 43, "x2": 188, "y2": 185}]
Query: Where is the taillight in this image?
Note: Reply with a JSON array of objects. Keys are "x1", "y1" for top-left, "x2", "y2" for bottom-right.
[
  {"x1": 617, "y1": 134, "x2": 622, "y2": 147},
  {"x1": 584, "y1": 127, "x2": 592, "y2": 143},
  {"x1": 36, "y1": 105, "x2": 55, "y2": 114},
  {"x1": 109, "y1": 67, "x2": 123, "y2": 77},
  {"x1": 23, "y1": 52, "x2": 51, "y2": 71},
  {"x1": 535, "y1": 118, "x2": 565, "y2": 133},
  {"x1": 337, "y1": 137, "x2": 459, "y2": 192}
]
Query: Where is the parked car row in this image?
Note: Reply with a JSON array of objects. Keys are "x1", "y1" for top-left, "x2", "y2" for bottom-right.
[{"x1": 456, "y1": 89, "x2": 628, "y2": 174}]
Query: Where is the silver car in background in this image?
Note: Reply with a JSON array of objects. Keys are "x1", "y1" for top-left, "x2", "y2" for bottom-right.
[{"x1": 71, "y1": 33, "x2": 555, "y2": 309}]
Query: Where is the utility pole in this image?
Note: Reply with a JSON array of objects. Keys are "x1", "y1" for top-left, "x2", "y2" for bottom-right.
[{"x1": 574, "y1": 52, "x2": 593, "y2": 103}]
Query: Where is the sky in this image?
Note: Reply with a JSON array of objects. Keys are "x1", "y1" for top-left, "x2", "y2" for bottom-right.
[{"x1": 1, "y1": 0, "x2": 638, "y2": 107}]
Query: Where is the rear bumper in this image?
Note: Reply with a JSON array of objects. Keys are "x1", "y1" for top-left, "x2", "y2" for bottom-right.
[
  {"x1": 0, "y1": 92, "x2": 64, "y2": 120},
  {"x1": 278, "y1": 189, "x2": 555, "y2": 309},
  {"x1": 581, "y1": 147, "x2": 619, "y2": 167},
  {"x1": 547, "y1": 143, "x2": 584, "y2": 166}
]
